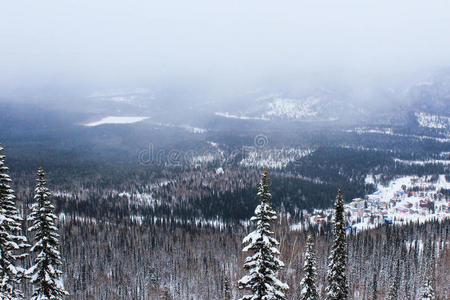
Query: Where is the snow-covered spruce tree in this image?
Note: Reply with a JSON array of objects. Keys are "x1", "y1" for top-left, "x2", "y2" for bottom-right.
[
  {"x1": 299, "y1": 232, "x2": 318, "y2": 300},
  {"x1": 326, "y1": 189, "x2": 348, "y2": 300},
  {"x1": 27, "y1": 167, "x2": 68, "y2": 299},
  {"x1": 238, "y1": 168, "x2": 288, "y2": 300},
  {"x1": 0, "y1": 146, "x2": 28, "y2": 299}
]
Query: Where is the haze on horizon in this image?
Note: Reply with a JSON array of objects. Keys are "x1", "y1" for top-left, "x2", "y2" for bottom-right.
[{"x1": 1, "y1": 0, "x2": 450, "y2": 102}]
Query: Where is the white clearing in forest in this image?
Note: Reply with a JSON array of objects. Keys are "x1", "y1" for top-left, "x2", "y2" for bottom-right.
[
  {"x1": 415, "y1": 112, "x2": 450, "y2": 129},
  {"x1": 394, "y1": 158, "x2": 450, "y2": 166},
  {"x1": 263, "y1": 97, "x2": 319, "y2": 120},
  {"x1": 240, "y1": 148, "x2": 313, "y2": 169},
  {"x1": 215, "y1": 112, "x2": 269, "y2": 121},
  {"x1": 84, "y1": 116, "x2": 149, "y2": 127}
]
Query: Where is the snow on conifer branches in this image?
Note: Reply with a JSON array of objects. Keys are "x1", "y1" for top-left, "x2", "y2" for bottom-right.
[
  {"x1": 326, "y1": 189, "x2": 348, "y2": 300},
  {"x1": 27, "y1": 167, "x2": 68, "y2": 300},
  {"x1": 238, "y1": 168, "x2": 289, "y2": 300},
  {"x1": 299, "y1": 232, "x2": 318, "y2": 300},
  {"x1": 0, "y1": 146, "x2": 28, "y2": 299}
]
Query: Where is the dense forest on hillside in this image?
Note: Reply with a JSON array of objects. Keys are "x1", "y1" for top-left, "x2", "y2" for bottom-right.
[
  {"x1": 7, "y1": 142, "x2": 447, "y2": 224},
  {"x1": 53, "y1": 218, "x2": 448, "y2": 299}
]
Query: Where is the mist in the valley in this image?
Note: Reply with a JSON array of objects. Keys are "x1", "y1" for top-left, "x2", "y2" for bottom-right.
[{"x1": 1, "y1": 0, "x2": 450, "y2": 116}]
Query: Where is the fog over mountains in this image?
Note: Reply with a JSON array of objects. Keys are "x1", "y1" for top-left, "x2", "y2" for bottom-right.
[
  {"x1": 2, "y1": 67, "x2": 450, "y2": 129},
  {"x1": 2, "y1": 1, "x2": 450, "y2": 108}
]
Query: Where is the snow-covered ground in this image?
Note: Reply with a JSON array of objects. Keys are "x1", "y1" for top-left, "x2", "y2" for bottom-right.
[
  {"x1": 240, "y1": 148, "x2": 313, "y2": 169},
  {"x1": 394, "y1": 158, "x2": 450, "y2": 166},
  {"x1": 180, "y1": 125, "x2": 207, "y2": 134},
  {"x1": 215, "y1": 112, "x2": 269, "y2": 121},
  {"x1": 129, "y1": 214, "x2": 227, "y2": 230},
  {"x1": 415, "y1": 112, "x2": 450, "y2": 129},
  {"x1": 152, "y1": 122, "x2": 207, "y2": 134},
  {"x1": 215, "y1": 96, "x2": 321, "y2": 121},
  {"x1": 263, "y1": 97, "x2": 319, "y2": 119},
  {"x1": 348, "y1": 127, "x2": 394, "y2": 135},
  {"x1": 347, "y1": 174, "x2": 449, "y2": 231},
  {"x1": 186, "y1": 145, "x2": 313, "y2": 169},
  {"x1": 191, "y1": 153, "x2": 219, "y2": 165},
  {"x1": 345, "y1": 127, "x2": 450, "y2": 143},
  {"x1": 293, "y1": 174, "x2": 450, "y2": 232},
  {"x1": 87, "y1": 88, "x2": 153, "y2": 103},
  {"x1": 84, "y1": 116, "x2": 149, "y2": 126}
]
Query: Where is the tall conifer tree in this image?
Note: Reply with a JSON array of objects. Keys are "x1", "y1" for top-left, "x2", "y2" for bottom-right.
[
  {"x1": 0, "y1": 146, "x2": 28, "y2": 299},
  {"x1": 27, "y1": 167, "x2": 68, "y2": 300},
  {"x1": 238, "y1": 168, "x2": 288, "y2": 300},
  {"x1": 326, "y1": 189, "x2": 348, "y2": 300},
  {"x1": 299, "y1": 232, "x2": 318, "y2": 300}
]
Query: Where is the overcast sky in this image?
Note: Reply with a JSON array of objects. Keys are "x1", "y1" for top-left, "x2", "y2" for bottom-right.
[{"x1": 1, "y1": 0, "x2": 450, "y2": 93}]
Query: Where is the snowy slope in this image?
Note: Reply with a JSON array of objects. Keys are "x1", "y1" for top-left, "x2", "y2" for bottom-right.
[
  {"x1": 293, "y1": 174, "x2": 450, "y2": 232},
  {"x1": 84, "y1": 116, "x2": 149, "y2": 126},
  {"x1": 240, "y1": 148, "x2": 313, "y2": 169},
  {"x1": 215, "y1": 95, "x2": 341, "y2": 121},
  {"x1": 262, "y1": 97, "x2": 320, "y2": 120},
  {"x1": 348, "y1": 174, "x2": 449, "y2": 230},
  {"x1": 415, "y1": 112, "x2": 450, "y2": 129},
  {"x1": 87, "y1": 88, "x2": 153, "y2": 103}
]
